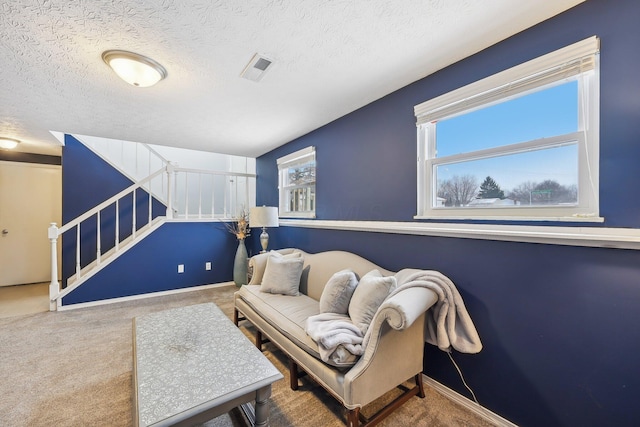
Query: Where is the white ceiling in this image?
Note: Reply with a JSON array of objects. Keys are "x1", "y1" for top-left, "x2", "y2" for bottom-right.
[{"x1": 0, "y1": 0, "x2": 585, "y2": 158}]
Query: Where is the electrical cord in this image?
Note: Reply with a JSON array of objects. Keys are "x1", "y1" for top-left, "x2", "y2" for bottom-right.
[{"x1": 447, "y1": 350, "x2": 480, "y2": 405}]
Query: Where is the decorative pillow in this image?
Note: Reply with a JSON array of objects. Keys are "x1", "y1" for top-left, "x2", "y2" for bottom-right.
[
  {"x1": 260, "y1": 254, "x2": 305, "y2": 296},
  {"x1": 249, "y1": 250, "x2": 301, "y2": 285},
  {"x1": 319, "y1": 270, "x2": 359, "y2": 314},
  {"x1": 348, "y1": 269, "x2": 397, "y2": 334}
]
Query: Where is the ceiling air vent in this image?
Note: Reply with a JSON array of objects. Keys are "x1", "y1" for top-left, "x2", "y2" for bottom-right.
[{"x1": 240, "y1": 53, "x2": 273, "y2": 82}]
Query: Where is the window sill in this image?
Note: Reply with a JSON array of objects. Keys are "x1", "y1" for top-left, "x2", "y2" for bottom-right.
[
  {"x1": 413, "y1": 214, "x2": 604, "y2": 223},
  {"x1": 278, "y1": 219, "x2": 640, "y2": 250},
  {"x1": 279, "y1": 213, "x2": 316, "y2": 219}
]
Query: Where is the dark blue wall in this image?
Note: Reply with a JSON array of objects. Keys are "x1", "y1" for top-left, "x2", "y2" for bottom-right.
[
  {"x1": 61, "y1": 134, "x2": 240, "y2": 304},
  {"x1": 256, "y1": 1, "x2": 640, "y2": 426}
]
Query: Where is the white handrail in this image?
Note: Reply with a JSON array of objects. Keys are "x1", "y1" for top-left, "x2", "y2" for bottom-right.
[{"x1": 173, "y1": 167, "x2": 255, "y2": 178}]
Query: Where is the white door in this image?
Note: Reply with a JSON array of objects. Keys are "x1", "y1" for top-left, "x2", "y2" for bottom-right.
[{"x1": 0, "y1": 161, "x2": 61, "y2": 287}]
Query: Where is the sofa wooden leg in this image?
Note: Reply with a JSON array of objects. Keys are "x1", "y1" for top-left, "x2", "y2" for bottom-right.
[
  {"x1": 416, "y1": 373, "x2": 425, "y2": 398},
  {"x1": 255, "y1": 330, "x2": 263, "y2": 350},
  {"x1": 233, "y1": 308, "x2": 246, "y2": 326},
  {"x1": 289, "y1": 360, "x2": 299, "y2": 391},
  {"x1": 346, "y1": 408, "x2": 360, "y2": 427}
]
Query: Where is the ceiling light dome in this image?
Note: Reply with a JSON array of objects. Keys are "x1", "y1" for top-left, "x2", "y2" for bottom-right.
[
  {"x1": 0, "y1": 137, "x2": 20, "y2": 150},
  {"x1": 102, "y1": 50, "x2": 167, "y2": 87}
]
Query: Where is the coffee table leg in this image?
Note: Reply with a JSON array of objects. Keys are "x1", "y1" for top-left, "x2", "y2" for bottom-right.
[
  {"x1": 239, "y1": 384, "x2": 272, "y2": 427},
  {"x1": 254, "y1": 384, "x2": 272, "y2": 427}
]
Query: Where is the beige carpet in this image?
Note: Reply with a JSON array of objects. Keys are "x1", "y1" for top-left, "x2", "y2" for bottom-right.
[{"x1": 0, "y1": 284, "x2": 496, "y2": 427}]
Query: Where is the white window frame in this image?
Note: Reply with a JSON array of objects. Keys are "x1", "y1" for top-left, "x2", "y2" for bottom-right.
[
  {"x1": 277, "y1": 146, "x2": 316, "y2": 218},
  {"x1": 414, "y1": 36, "x2": 601, "y2": 222}
]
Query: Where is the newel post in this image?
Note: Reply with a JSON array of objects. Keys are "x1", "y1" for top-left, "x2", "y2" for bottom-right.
[
  {"x1": 166, "y1": 162, "x2": 175, "y2": 219},
  {"x1": 48, "y1": 222, "x2": 60, "y2": 311}
]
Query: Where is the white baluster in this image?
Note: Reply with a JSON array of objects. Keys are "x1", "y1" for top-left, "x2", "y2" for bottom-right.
[
  {"x1": 245, "y1": 175, "x2": 250, "y2": 215},
  {"x1": 48, "y1": 223, "x2": 59, "y2": 311},
  {"x1": 116, "y1": 199, "x2": 120, "y2": 250},
  {"x1": 184, "y1": 172, "x2": 189, "y2": 218},
  {"x1": 224, "y1": 176, "x2": 228, "y2": 218},
  {"x1": 198, "y1": 173, "x2": 202, "y2": 219},
  {"x1": 166, "y1": 163, "x2": 174, "y2": 219},
  {"x1": 133, "y1": 190, "x2": 137, "y2": 238},
  {"x1": 97, "y1": 211, "x2": 101, "y2": 265},
  {"x1": 211, "y1": 175, "x2": 216, "y2": 219},
  {"x1": 76, "y1": 223, "x2": 81, "y2": 277}
]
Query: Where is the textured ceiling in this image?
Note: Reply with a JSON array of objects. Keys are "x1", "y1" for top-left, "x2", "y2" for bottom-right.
[{"x1": 0, "y1": 0, "x2": 585, "y2": 157}]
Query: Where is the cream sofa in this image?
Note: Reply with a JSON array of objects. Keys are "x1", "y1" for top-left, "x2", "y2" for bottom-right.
[{"x1": 233, "y1": 249, "x2": 441, "y2": 426}]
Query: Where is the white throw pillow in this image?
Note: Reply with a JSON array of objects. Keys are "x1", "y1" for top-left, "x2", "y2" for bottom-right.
[
  {"x1": 348, "y1": 269, "x2": 397, "y2": 334},
  {"x1": 319, "y1": 270, "x2": 359, "y2": 314},
  {"x1": 260, "y1": 254, "x2": 305, "y2": 296},
  {"x1": 249, "y1": 250, "x2": 301, "y2": 285}
]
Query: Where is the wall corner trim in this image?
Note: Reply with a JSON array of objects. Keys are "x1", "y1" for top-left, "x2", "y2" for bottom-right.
[{"x1": 279, "y1": 219, "x2": 640, "y2": 250}]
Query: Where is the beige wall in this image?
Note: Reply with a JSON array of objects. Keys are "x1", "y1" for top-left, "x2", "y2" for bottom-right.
[{"x1": 0, "y1": 161, "x2": 61, "y2": 286}]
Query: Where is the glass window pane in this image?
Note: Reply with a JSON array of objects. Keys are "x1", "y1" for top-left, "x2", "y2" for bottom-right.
[
  {"x1": 436, "y1": 80, "x2": 578, "y2": 157},
  {"x1": 435, "y1": 143, "x2": 578, "y2": 207},
  {"x1": 285, "y1": 185, "x2": 316, "y2": 213},
  {"x1": 284, "y1": 161, "x2": 316, "y2": 187}
]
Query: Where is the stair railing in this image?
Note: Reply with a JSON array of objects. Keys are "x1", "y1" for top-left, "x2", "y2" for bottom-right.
[
  {"x1": 49, "y1": 168, "x2": 168, "y2": 309},
  {"x1": 48, "y1": 166, "x2": 257, "y2": 310},
  {"x1": 171, "y1": 167, "x2": 255, "y2": 220}
]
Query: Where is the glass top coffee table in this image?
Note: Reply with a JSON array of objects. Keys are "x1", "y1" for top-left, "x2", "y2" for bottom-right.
[{"x1": 133, "y1": 303, "x2": 283, "y2": 427}]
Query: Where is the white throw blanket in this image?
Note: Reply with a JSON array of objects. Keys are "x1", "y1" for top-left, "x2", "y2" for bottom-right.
[
  {"x1": 305, "y1": 270, "x2": 482, "y2": 364},
  {"x1": 389, "y1": 270, "x2": 482, "y2": 354},
  {"x1": 305, "y1": 312, "x2": 364, "y2": 365}
]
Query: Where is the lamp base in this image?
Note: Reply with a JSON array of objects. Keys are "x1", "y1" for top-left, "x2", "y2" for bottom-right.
[{"x1": 260, "y1": 228, "x2": 269, "y2": 253}]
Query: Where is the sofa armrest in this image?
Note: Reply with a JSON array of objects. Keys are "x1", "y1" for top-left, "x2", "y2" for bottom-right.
[
  {"x1": 341, "y1": 287, "x2": 438, "y2": 407},
  {"x1": 375, "y1": 287, "x2": 438, "y2": 331}
]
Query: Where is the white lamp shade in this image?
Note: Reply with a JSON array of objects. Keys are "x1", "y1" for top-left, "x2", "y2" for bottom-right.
[{"x1": 250, "y1": 206, "x2": 279, "y2": 228}]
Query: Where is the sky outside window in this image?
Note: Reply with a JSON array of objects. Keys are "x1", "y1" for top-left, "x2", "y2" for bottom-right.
[{"x1": 435, "y1": 80, "x2": 579, "y2": 193}]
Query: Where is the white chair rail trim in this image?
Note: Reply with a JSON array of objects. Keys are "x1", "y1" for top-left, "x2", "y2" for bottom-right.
[{"x1": 278, "y1": 219, "x2": 640, "y2": 250}]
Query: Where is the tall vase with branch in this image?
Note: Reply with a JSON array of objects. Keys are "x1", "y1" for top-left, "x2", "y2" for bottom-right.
[{"x1": 227, "y1": 209, "x2": 251, "y2": 287}]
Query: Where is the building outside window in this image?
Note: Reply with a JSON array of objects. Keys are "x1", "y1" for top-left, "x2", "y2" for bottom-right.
[
  {"x1": 277, "y1": 146, "x2": 316, "y2": 218},
  {"x1": 414, "y1": 36, "x2": 600, "y2": 222}
]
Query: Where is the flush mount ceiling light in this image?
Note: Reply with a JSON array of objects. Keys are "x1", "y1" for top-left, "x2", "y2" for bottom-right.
[
  {"x1": 0, "y1": 137, "x2": 20, "y2": 150},
  {"x1": 102, "y1": 50, "x2": 167, "y2": 87}
]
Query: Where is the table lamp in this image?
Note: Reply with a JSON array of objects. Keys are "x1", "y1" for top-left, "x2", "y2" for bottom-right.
[{"x1": 250, "y1": 206, "x2": 279, "y2": 252}]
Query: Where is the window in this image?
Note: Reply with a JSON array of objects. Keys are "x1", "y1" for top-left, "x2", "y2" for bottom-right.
[
  {"x1": 415, "y1": 36, "x2": 600, "y2": 221},
  {"x1": 278, "y1": 146, "x2": 316, "y2": 218}
]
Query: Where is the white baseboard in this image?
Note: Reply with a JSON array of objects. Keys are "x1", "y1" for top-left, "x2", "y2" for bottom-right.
[
  {"x1": 422, "y1": 375, "x2": 518, "y2": 427},
  {"x1": 57, "y1": 282, "x2": 236, "y2": 311}
]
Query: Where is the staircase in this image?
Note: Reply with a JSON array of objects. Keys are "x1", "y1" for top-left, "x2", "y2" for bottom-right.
[{"x1": 48, "y1": 136, "x2": 256, "y2": 311}]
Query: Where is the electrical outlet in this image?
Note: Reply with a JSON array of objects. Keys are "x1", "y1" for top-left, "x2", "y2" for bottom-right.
[
  {"x1": 178, "y1": 264, "x2": 184, "y2": 273},
  {"x1": 205, "y1": 262, "x2": 212, "y2": 271}
]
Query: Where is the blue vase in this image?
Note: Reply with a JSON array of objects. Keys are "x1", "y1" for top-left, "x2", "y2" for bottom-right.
[{"x1": 233, "y1": 239, "x2": 248, "y2": 287}]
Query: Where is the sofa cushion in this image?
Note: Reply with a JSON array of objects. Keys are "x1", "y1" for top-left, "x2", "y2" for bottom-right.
[
  {"x1": 260, "y1": 254, "x2": 305, "y2": 296},
  {"x1": 237, "y1": 285, "x2": 322, "y2": 359},
  {"x1": 319, "y1": 269, "x2": 358, "y2": 314},
  {"x1": 349, "y1": 270, "x2": 397, "y2": 334}
]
